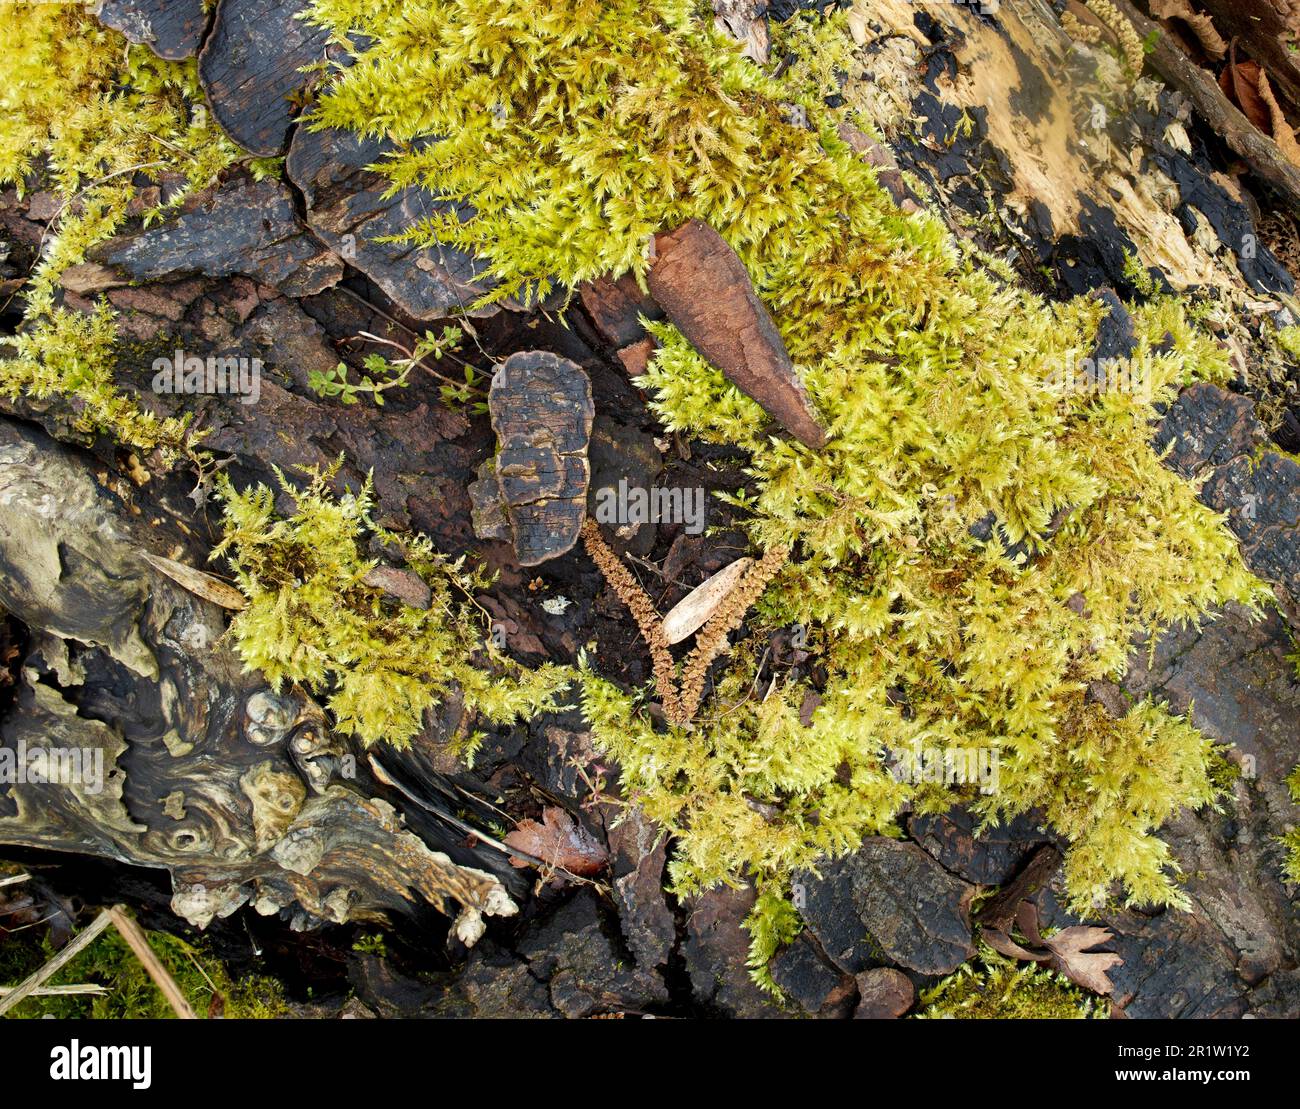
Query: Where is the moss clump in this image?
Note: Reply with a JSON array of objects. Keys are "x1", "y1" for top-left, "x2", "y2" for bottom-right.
[
  {"x1": 1282, "y1": 764, "x2": 1300, "y2": 886},
  {"x1": 0, "y1": 2, "x2": 236, "y2": 457},
  {"x1": 0, "y1": 924, "x2": 287, "y2": 1019},
  {"x1": 305, "y1": 0, "x2": 1268, "y2": 972},
  {"x1": 917, "y1": 957, "x2": 1106, "y2": 1019},
  {"x1": 214, "y1": 462, "x2": 573, "y2": 747}
]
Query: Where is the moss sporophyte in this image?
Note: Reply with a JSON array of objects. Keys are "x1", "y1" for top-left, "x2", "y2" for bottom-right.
[{"x1": 2, "y1": 1, "x2": 1277, "y2": 986}]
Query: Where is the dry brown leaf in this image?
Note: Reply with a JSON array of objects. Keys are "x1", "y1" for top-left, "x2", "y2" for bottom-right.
[
  {"x1": 1043, "y1": 925, "x2": 1124, "y2": 995},
  {"x1": 504, "y1": 807, "x2": 608, "y2": 876},
  {"x1": 983, "y1": 927, "x2": 1052, "y2": 962},
  {"x1": 142, "y1": 552, "x2": 247, "y2": 611},
  {"x1": 1220, "y1": 56, "x2": 1272, "y2": 131},
  {"x1": 1148, "y1": 0, "x2": 1227, "y2": 59},
  {"x1": 1257, "y1": 68, "x2": 1300, "y2": 167},
  {"x1": 1218, "y1": 47, "x2": 1300, "y2": 168}
]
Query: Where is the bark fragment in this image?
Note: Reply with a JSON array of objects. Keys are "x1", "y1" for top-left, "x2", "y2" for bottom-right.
[
  {"x1": 486, "y1": 351, "x2": 595, "y2": 566},
  {"x1": 95, "y1": 0, "x2": 208, "y2": 60},
  {"x1": 286, "y1": 125, "x2": 507, "y2": 319},
  {"x1": 198, "y1": 0, "x2": 332, "y2": 155},
  {"x1": 89, "y1": 176, "x2": 343, "y2": 297}
]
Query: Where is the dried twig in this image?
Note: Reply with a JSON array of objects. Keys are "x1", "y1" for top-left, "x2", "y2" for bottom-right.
[
  {"x1": 0, "y1": 909, "x2": 113, "y2": 1017},
  {"x1": 0, "y1": 983, "x2": 109, "y2": 998},
  {"x1": 108, "y1": 905, "x2": 198, "y2": 1019}
]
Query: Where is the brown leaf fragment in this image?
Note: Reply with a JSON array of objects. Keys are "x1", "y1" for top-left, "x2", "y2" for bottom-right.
[
  {"x1": 648, "y1": 220, "x2": 828, "y2": 450},
  {"x1": 1257, "y1": 68, "x2": 1300, "y2": 166},
  {"x1": 1148, "y1": 0, "x2": 1227, "y2": 59},
  {"x1": 1043, "y1": 925, "x2": 1124, "y2": 995},
  {"x1": 982, "y1": 927, "x2": 1052, "y2": 962},
  {"x1": 1220, "y1": 57, "x2": 1271, "y2": 131},
  {"x1": 1217, "y1": 46, "x2": 1300, "y2": 167},
  {"x1": 505, "y1": 807, "x2": 609, "y2": 876},
  {"x1": 660, "y1": 556, "x2": 754, "y2": 644}
]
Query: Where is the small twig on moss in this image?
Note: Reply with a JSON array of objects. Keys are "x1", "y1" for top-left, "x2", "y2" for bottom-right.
[
  {"x1": 0, "y1": 909, "x2": 113, "y2": 1017},
  {"x1": 107, "y1": 905, "x2": 198, "y2": 1019}
]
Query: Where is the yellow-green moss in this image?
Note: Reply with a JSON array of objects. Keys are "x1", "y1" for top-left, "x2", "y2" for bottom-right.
[
  {"x1": 306, "y1": 0, "x2": 1268, "y2": 969},
  {"x1": 214, "y1": 462, "x2": 573, "y2": 747},
  {"x1": 1283, "y1": 764, "x2": 1300, "y2": 886},
  {"x1": 917, "y1": 956, "x2": 1106, "y2": 1019},
  {"x1": 0, "y1": 2, "x2": 237, "y2": 457}
]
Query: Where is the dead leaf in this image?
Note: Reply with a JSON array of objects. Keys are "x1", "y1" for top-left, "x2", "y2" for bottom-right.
[
  {"x1": 1256, "y1": 68, "x2": 1300, "y2": 167},
  {"x1": 661, "y1": 556, "x2": 754, "y2": 644},
  {"x1": 1218, "y1": 44, "x2": 1300, "y2": 168},
  {"x1": 1043, "y1": 925, "x2": 1124, "y2": 995},
  {"x1": 1220, "y1": 55, "x2": 1271, "y2": 132},
  {"x1": 983, "y1": 927, "x2": 1052, "y2": 962},
  {"x1": 504, "y1": 807, "x2": 608, "y2": 876},
  {"x1": 1148, "y1": 0, "x2": 1227, "y2": 60}
]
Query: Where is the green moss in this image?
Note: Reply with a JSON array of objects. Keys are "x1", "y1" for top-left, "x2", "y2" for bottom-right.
[
  {"x1": 1283, "y1": 765, "x2": 1300, "y2": 886},
  {"x1": 0, "y1": 3, "x2": 236, "y2": 457},
  {"x1": 1275, "y1": 325, "x2": 1300, "y2": 362},
  {"x1": 0, "y1": 924, "x2": 287, "y2": 1019},
  {"x1": 304, "y1": 0, "x2": 1268, "y2": 974},
  {"x1": 917, "y1": 956, "x2": 1106, "y2": 1019},
  {"x1": 214, "y1": 461, "x2": 573, "y2": 747}
]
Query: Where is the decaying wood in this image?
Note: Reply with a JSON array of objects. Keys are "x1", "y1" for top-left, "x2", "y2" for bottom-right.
[
  {"x1": 661, "y1": 556, "x2": 754, "y2": 644},
  {"x1": 713, "y1": 0, "x2": 770, "y2": 64},
  {"x1": 95, "y1": 0, "x2": 208, "y2": 60},
  {"x1": 486, "y1": 351, "x2": 595, "y2": 566},
  {"x1": 286, "y1": 124, "x2": 508, "y2": 320},
  {"x1": 976, "y1": 844, "x2": 1064, "y2": 934},
  {"x1": 647, "y1": 220, "x2": 828, "y2": 449},
  {"x1": 0, "y1": 909, "x2": 113, "y2": 1018},
  {"x1": 108, "y1": 905, "x2": 199, "y2": 1019},
  {"x1": 0, "y1": 419, "x2": 517, "y2": 942},
  {"x1": 1112, "y1": 0, "x2": 1300, "y2": 214},
  {"x1": 85, "y1": 175, "x2": 343, "y2": 298},
  {"x1": 198, "y1": 0, "x2": 332, "y2": 156}
]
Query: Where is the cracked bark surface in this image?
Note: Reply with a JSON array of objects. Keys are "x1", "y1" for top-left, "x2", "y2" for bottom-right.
[
  {"x1": 96, "y1": 0, "x2": 208, "y2": 60},
  {"x1": 198, "y1": 0, "x2": 331, "y2": 156}
]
